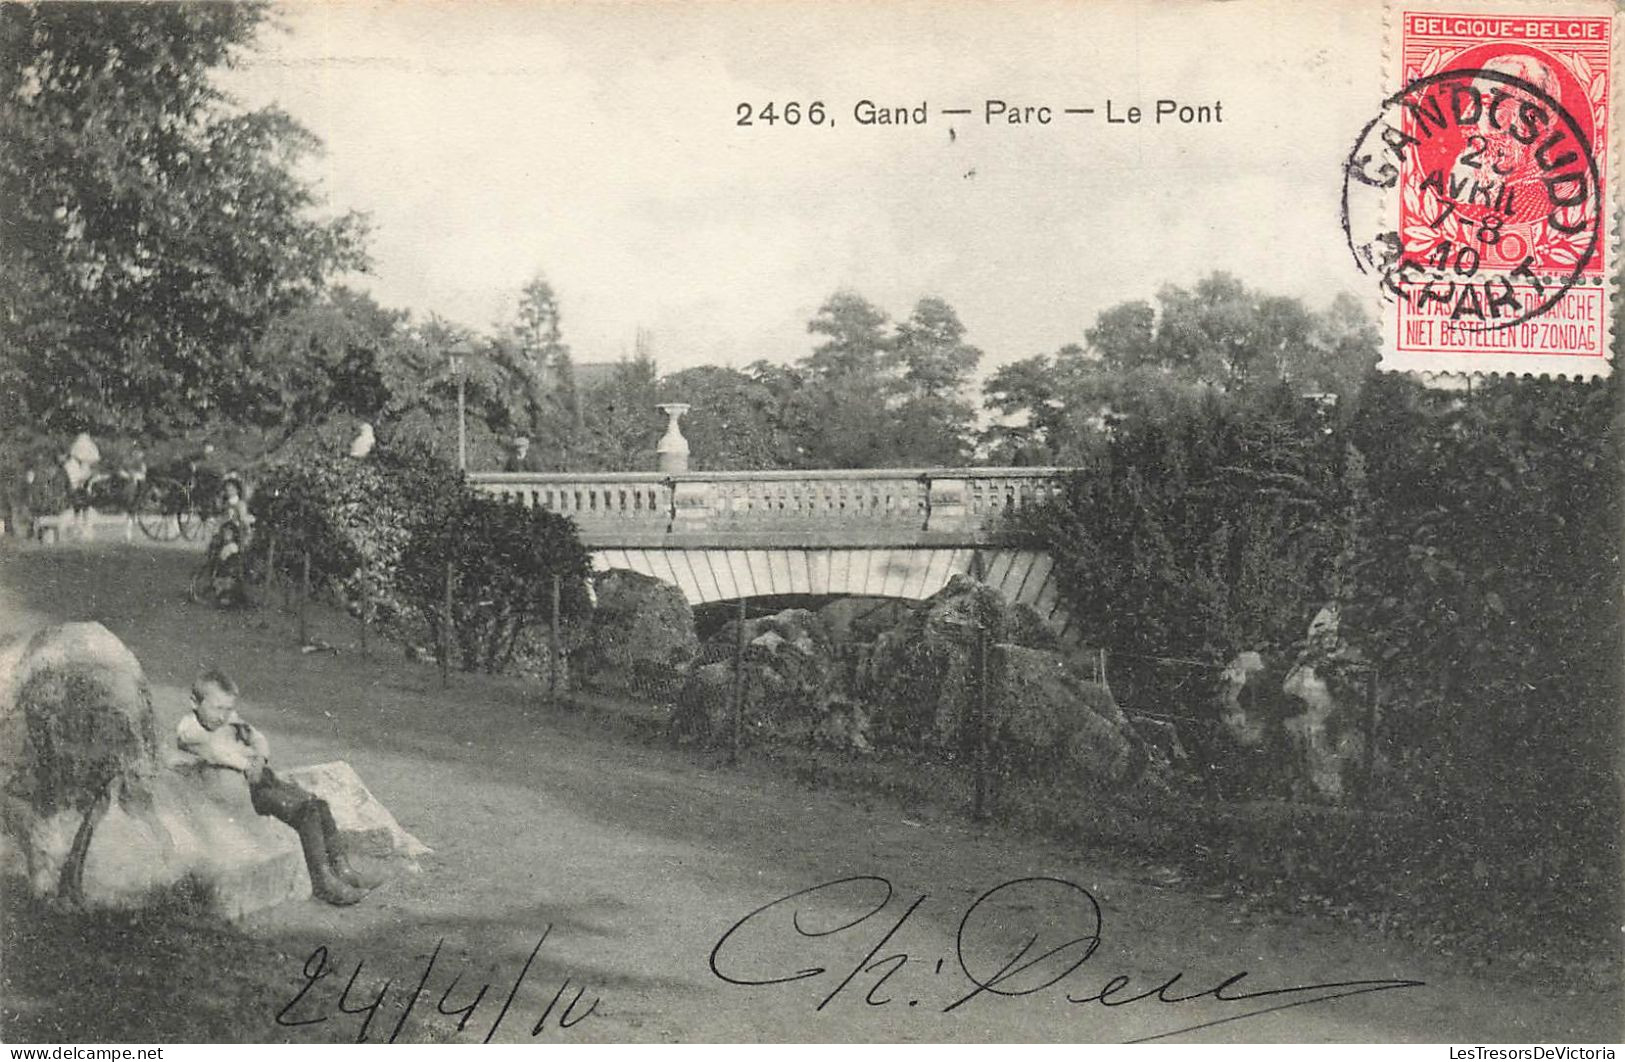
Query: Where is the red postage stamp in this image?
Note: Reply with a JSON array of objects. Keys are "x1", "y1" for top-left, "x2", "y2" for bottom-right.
[{"x1": 1345, "y1": 1, "x2": 1618, "y2": 376}]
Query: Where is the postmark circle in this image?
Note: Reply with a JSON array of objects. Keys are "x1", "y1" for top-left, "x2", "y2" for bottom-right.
[{"x1": 1342, "y1": 65, "x2": 1602, "y2": 332}]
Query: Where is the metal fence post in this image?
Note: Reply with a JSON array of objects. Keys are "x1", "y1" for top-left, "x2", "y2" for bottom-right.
[
  {"x1": 441, "y1": 559, "x2": 453, "y2": 688},
  {"x1": 1365, "y1": 666, "x2": 1380, "y2": 800},
  {"x1": 265, "y1": 533, "x2": 278, "y2": 605},
  {"x1": 730, "y1": 595, "x2": 746, "y2": 766},
  {"x1": 967, "y1": 547, "x2": 988, "y2": 821},
  {"x1": 972, "y1": 600, "x2": 989, "y2": 822},
  {"x1": 298, "y1": 551, "x2": 311, "y2": 646},
  {"x1": 549, "y1": 574, "x2": 562, "y2": 695},
  {"x1": 359, "y1": 572, "x2": 370, "y2": 659}
]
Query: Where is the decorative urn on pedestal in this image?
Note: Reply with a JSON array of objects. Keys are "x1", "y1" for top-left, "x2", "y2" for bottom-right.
[{"x1": 656, "y1": 403, "x2": 691, "y2": 474}]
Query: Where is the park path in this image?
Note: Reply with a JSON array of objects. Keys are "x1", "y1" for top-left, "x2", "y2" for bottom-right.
[{"x1": 1, "y1": 544, "x2": 1617, "y2": 1043}]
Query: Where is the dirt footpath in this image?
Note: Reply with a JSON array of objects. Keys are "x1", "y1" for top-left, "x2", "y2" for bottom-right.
[{"x1": 2, "y1": 545, "x2": 1618, "y2": 1043}]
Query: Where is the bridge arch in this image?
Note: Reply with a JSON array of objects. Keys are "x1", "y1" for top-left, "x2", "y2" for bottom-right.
[{"x1": 587, "y1": 545, "x2": 1077, "y2": 639}]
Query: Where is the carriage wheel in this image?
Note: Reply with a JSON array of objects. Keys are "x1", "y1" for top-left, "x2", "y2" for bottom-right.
[
  {"x1": 134, "y1": 483, "x2": 178, "y2": 541},
  {"x1": 176, "y1": 487, "x2": 206, "y2": 541}
]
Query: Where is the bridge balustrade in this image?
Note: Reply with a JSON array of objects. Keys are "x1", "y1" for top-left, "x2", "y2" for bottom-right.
[{"x1": 469, "y1": 467, "x2": 1068, "y2": 548}]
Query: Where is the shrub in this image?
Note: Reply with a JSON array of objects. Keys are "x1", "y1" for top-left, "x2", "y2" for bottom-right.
[
  {"x1": 250, "y1": 453, "x2": 412, "y2": 604},
  {"x1": 249, "y1": 444, "x2": 464, "y2": 629},
  {"x1": 397, "y1": 492, "x2": 592, "y2": 673},
  {"x1": 1347, "y1": 374, "x2": 1620, "y2": 793},
  {"x1": 1019, "y1": 386, "x2": 1360, "y2": 667}
]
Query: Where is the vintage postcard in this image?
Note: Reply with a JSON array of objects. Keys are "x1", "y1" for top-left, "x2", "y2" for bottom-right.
[{"x1": 1, "y1": 0, "x2": 1620, "y2": 1051}]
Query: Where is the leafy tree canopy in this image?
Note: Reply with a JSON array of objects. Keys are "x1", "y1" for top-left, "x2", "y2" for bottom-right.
[
  {"x1": 983, "y1": 274, "x2": 1380, "y2": 464},
  {"x1": 803, "y1": 290, "x2": 890, "y2": 379},
  {"x1": 1, "y1": 2, "x2": 367, "y2": 438}
]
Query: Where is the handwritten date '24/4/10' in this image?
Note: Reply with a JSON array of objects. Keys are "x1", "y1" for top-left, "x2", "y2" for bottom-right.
[
  {"x1": 710, "y1": 876, "x2": 1422, "y2": 1042},
  {"x1": 736, "y1": 100, "x2": 1224, "y2": 127}
]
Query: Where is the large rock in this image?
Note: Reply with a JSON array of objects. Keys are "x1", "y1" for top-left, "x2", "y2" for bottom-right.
[
  {"x1": 858, "y1": 576, "x2": 1059, "y2": 749},
  {"x1": 0, "y1": 623, "x2": 161, "y2": 804},
  {"x1": 0, "y1": 622, "x2": 308, "y2": 916},
  {"x1": 1217, "y1": 650, "x2": 1268, "y2": 748},
  {"x1": 1280, "y1": 606, "x2": 1368, "y2": 802},
  {"x1": 672, "y1": 660, "x2": 735, "y2": 742},
  {"x1": 674, "y1": 608, "x2": 851, "y2": 746},
  {"x1": 578, "y1": 571, "x2": 699, "y2": 693},
  {"x1": 989, "y1": 644, "x2": 1141, "y2": 786},
  {"x1": 7, "y1": 765, "x2": 311, "y2": 918},
  {"x1": 1281, "y1": 663, "x2": 1370, "y2": 801},
  {"x1": 283, "y1": 761, "x2": 430, "y2": 865}
]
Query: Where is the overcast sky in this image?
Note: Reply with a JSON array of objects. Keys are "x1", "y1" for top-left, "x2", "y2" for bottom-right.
[{"x1": 226, "y1": 0, "x2": 1382, "y2": 374}]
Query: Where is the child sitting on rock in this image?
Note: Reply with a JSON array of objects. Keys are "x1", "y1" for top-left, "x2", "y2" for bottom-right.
[{"x1": 176, "y1": 669, "x2": 377, "y2": 905}]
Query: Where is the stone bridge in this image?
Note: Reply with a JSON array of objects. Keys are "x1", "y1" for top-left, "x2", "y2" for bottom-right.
[{"x1": 469, "y1": 466, "x2": 1081, "y2": 638}]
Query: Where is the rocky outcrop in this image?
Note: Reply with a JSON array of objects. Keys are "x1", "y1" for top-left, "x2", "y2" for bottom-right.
[
  {"x1": 674, "y1": 608, "x2": 853, "y2": 746},
  {"x1": 1280, "y1": 607, "x2": 1369, "y2": 802},
  {"x1": 0, "y1": 623, "x2": 308, "y2": 915},
  {"x1": 0, "y1": 623, "x2": 425, "y2": 917},
  {"x1": 284, "y1": 761, "x2": 430, "y2": 865},
  {"x1": 8, "y1": 764, "x2": 312, "y2": 918},
  {"x1": 859, "y1": 576, "x2": 1066, "y2": 749},
  {"x1": 1218, "y1": 650, "x2": 1268, "y2": 748},
  {"x1": 577, "y1": 570, "x2": 699, "y2": 692},
  {"x1": 990, "y1": 643, "x2": 1143, "y2": 786},
  {"x1": 815, "y1": 597, "x2": 912, "y2": 644}
]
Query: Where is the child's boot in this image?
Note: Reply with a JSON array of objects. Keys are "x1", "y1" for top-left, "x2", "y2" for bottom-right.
[
  {"x1": 329, "y1": 847, "x2": 385, "y2": 891},
  {"x1": 296, "y1": 807, "x2": 364, "y2": 905}
]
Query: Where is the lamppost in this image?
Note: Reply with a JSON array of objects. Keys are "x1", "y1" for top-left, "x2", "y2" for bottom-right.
[{"x1": 448, "y1": 342, "x2": 470, "y2": 471}]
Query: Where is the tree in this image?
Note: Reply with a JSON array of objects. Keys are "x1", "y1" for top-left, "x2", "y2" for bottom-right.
[
  {"x1": 887, "y1": 297, "x2": 982, "y2": 465},
  {"x1": 790, "y1": 293, "x2": 898, "y2": 467},
  {"x1": 1299, "y1": 291, "x2": 1383, "y2": 399},
  {"x1": 511, "y1": 273, "x2": 577, "y2": 434},
  {"x1": 572, "y1": 354, "x2": 660, "y2": 471},
  {"x1": 251, "y1": 288, "x2": 400, "y2": 438},
  {"x1": 0, "y1": 3, "x2": 366, "y2": 438},
  {"x1": 983, "y1": 275, "x2": 1381, "y2": 462},
  {"x1": 657, "y1": 365, "x2": 792, "y2": 470},
  {"x1": 1085, "y1": 302, "x2": 1157, "y2": 375},
  {"x1": 803, "y1": 291, "x2": 890, "y2": 379}
]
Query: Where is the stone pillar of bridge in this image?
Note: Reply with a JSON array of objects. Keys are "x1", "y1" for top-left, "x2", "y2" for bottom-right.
[
  {"x1": 926, "y1": 474, "x2": 970, "y2": 532},
  {"x1": 670, "y1": 479, "x2": 712, "y2": 532},
  {"x1": 657, "y1": 402, "x2": 709, "y2": 530},
  {"x1": 656, "y1": 403, "x2": 691, "y2": 474}
]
